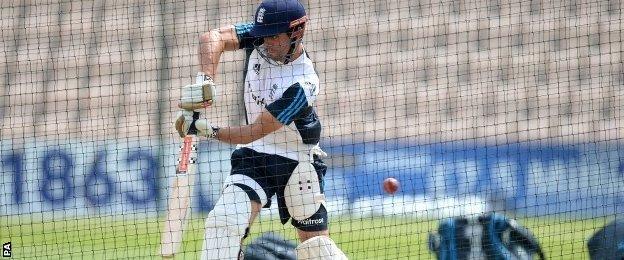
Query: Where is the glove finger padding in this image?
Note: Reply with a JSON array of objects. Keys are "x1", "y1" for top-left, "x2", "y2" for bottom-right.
[
  {"x1": 179, "y1": 77, "x2": 216, "y2": 111},
  {"x1": 178, "y1": 101, "x2": 213, "y2": 111},
  {"x1": 175, "y1": 111, "x2": 194, "y2": 138},
  {"x1": 193, "y1": 119, "x2": 218, "y2": 138}
]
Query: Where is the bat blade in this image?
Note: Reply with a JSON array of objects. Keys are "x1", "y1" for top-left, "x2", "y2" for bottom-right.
[
  {"x1": 160, "y1": 74, "x2": 206, "y2": 257},
  {"x1": 160, "y1": 135, "x2": 197, "y2": 257}
]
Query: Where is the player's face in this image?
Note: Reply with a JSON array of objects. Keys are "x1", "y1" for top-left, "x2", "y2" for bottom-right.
[{"x1": 263, "y1": 33, "x2": 291, "y2": 62}]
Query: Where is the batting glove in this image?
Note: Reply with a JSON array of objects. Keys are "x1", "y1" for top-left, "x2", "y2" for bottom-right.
[
  {"x1": 178, "y1": 73, "x2": 216, "y2": 111},
  {"x1": 174, "y1": 111, "x2": 219, "y2": 138}
]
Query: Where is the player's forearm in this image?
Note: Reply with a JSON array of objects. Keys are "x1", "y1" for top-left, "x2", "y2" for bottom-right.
[
  {"x1": 199, "y1": 29, "x2": 225, "y2": 78},
  {"x1": 214, "y1": 124, "x2": 267, "y2": 145},
  {"x1": 199, "y1": 26, "x2": 239, "y2": 79},
  {"x1": 214, "y1": 111, "x2": 283, "y2": 144}
]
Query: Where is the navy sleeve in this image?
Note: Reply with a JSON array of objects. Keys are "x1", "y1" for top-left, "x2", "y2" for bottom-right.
[
  {"x1": 234, "y1": 22, "x2": 262, "y2": 50},
  {"x1": 266, "y1": 83, "x2": 309, "y2": 125}
]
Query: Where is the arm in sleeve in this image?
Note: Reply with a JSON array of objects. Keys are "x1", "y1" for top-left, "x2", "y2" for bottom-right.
[
  {"x1": 214, "y1": 82, "x2": 319, "y2": 144},
  {"x1": 234, "y1": 22, "x2": 263, "y2": 50},
  {"x1": 265, "y1": 83, "x2": 310, "y2": 126}
]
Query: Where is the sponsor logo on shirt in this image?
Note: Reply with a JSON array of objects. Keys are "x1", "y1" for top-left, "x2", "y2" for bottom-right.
[
  {"x1": 304, "y1": 81, "x2": 317, "y2": 96},
  {"x1": 251, "y1": 92, "x2": 266, "y2": 106},
  {"x1": 269, "y1": 84, "x2": 278, "y2": 99},
  {"x1": 253, "y1": 63, "x2": 261, "y2": 75}
]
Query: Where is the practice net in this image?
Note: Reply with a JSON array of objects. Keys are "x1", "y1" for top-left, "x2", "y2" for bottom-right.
[{"x1": 1, "y1": 0, "x2": 623, "y2": 259}]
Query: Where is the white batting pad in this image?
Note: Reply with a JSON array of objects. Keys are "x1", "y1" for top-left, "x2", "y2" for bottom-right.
[
  {"x1": 201, "y1": 184, "x2": 251, "y2": 260},
  {"x1": 296, "y1": 236, "x2": 348, "y2": 260},
  {"x1": 284, "y1": 162, "x2": 325, "y2": 221}
]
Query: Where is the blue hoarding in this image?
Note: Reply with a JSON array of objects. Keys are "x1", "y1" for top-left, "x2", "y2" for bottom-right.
[{"x1": 1, "y1": 140, "x2": 622, "y2": 218}]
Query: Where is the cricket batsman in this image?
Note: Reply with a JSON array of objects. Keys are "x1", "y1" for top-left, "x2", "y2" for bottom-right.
[{"x1": 174, "y1": 0, "x2": 348, "y2": 259}]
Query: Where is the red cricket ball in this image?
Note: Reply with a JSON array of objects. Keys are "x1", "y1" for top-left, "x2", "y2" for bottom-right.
[{"x1": 383, "y1": 177, "x2": 400, "y2": 195}]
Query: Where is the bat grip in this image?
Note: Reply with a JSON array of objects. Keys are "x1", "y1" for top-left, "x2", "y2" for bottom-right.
[
  {"x1": 187, "y1": 111, "x2": 199, "y2": 135},
  {"x1": 186, "y1": 73, "x2": 206, "y2": 136}
]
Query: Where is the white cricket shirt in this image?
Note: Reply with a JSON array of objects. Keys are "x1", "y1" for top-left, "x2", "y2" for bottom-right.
[{"x1": 239, "y1": 49, "x2": 322, "y2": 161}]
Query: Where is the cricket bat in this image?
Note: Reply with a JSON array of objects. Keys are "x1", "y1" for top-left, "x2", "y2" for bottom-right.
[{"x1": 160, "y1": 75, "x2": 205, "y2": 257}]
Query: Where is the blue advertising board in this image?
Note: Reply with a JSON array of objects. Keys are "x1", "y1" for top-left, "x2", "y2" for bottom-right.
[
  {"x1": 1, "y1": 140, "x2": 622, "y2": 218},
  {"x1": 325, "y1": 140, "x2": 624, "y2": 217}
]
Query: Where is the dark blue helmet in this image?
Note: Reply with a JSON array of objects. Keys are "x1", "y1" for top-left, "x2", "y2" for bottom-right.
[
  {"x1": 249, "y1": 0, "x2": 308, "y2": 38},
  {"x1": 249, "y1": 0, "x2": 308, "y2": 64}
]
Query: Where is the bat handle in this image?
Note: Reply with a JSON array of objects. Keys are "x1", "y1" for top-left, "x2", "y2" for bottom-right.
[
  {"x1": 186, "y1": 73, "x2": 205, "y2": 135},
  {"x1": 195, "y1": 72, "x2": 206, "y2": 84},
  {"x1": 187, "y1": 112, "x2": 200, "y2": 135}
]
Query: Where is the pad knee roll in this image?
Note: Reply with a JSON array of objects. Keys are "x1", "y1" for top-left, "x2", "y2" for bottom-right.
[
  {"x1": 201, "y1": 184, "x2": 253, "y2": 260},
  {"x1": 204, "y1": 184, "x2": 252, "y2": 237},
  {"x1": 296, "y1": 236, "x2": 348, "y2": 260}
]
